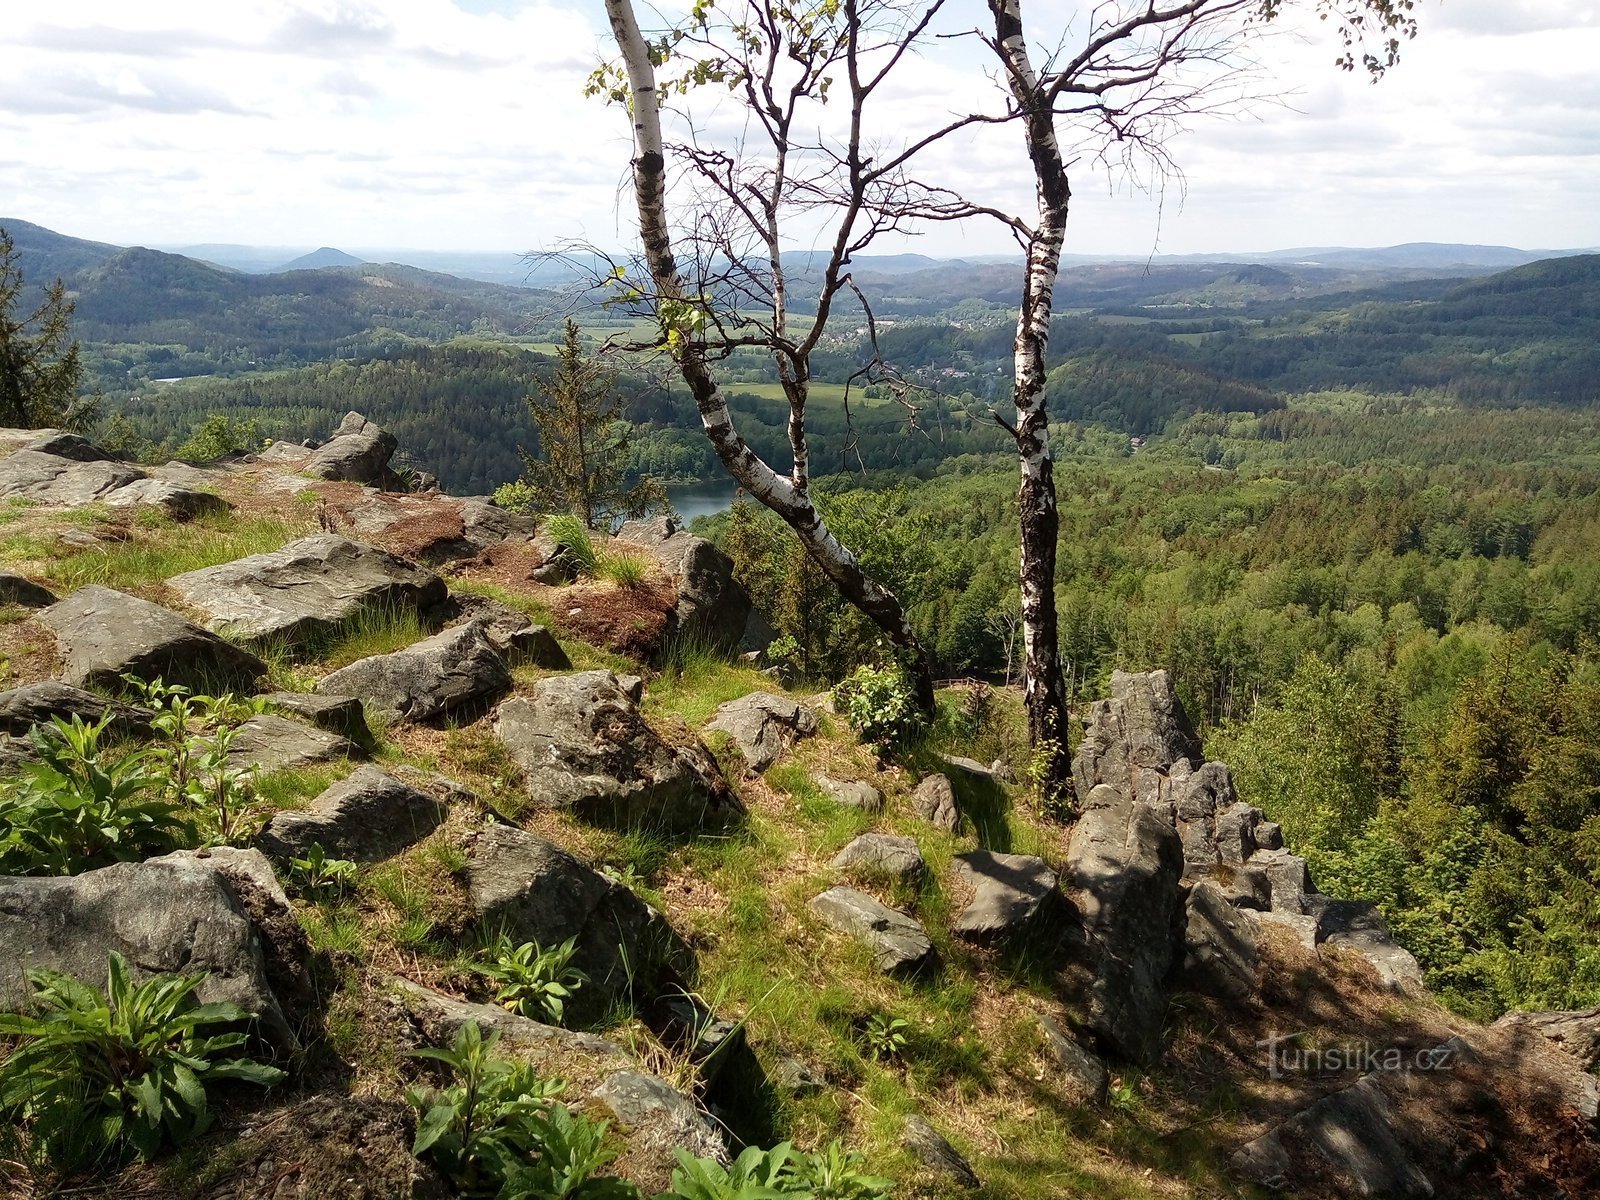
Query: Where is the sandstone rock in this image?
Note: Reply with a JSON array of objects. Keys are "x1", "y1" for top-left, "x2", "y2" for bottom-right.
[
  {"x1": 263, "y1": 692, "x2": 372, "y2": 744},
  {"x1": 1232, "y1": 1073, "x2": 1433, "y2": 1198},
  {"x1": 1306, "y1": 896, "x2": 1425, "y2": 993},
  {"x1": 831, "y1": 833, "x2": 924, "y2": 884},
  {"x1": 1063, "y1": 786, "x2": 1184, "y2": 1063},
  {"x1": 1072, "y1": 668, "x2": 1200, "y2": 802},
  {"x1": 809, "y1": 886, "x2": 933, "y2": 974},
  {"x1": 590, "y1": 1070, "x2": 729, "y2": 1183},
  {"x1": 24, "y1": 432, "x2": 116, "y2": 461},
  {"x1": 1250, "y1": 847, "x2": 1314, "y2": 913},
  {"x1": 0, "y1": 449, "x2": 143, "y2": 506},
  {"x1": 815, "y1": 773, "x2": 883, "y2": 812},
  {"x1": 901, "y1": 1115, "x2": 979, "y2": 1189},
  {"x1": 493, "y1": 671, "x2": 741, "y2": 833},
  {"x1": 102, "y1": 477, "x2": 229, "y2": 519},
  {"x1": 0, "y1": 572, "x2": 57, "y2": 608},
  {"x1": 256, "y1": 766, "x2": 448, "y2": 863},
  {"x1": 615, "y1": 516, "x2": 751, "y2": 652},
  {"x1": 460, "y1": 499, "x2": 537, "y2": 548},
  {"x1": 38, "y1": 585, "x2": 266, "y2": 693},
  {"x1": 1180, "y1": 880, "x2": 1260, "y2": 1001},
  {"x1": 951, "y1": 850, "x2": 1059, "y2": 943},
  {"x1": 1213, "y1": 801, "x2": 1261, "y2": 865},
  {"x1": 465, "y1": 823, "x2": 692, "y2": 1019},
  {"x1": 305, "y1": 412, "x2": 397, "y2": 484},
  {"x1": 1255, "y1": 820, "x2": 1284, "y2": 851},
  {"x1": 257, "y1": 440, "x2": 315, "y2": 467},
  {"x1": 168, "y1": 534, "x2": 447, "y2": 649},
  {"x1": 0, "y1": 849, "x2": 300, "y2": 1055},
  {"x1": 1036, "y1": 1013, "x2": 1109, "y2": 1105},
  {"x1": 318, "y1": 620, "x2": 512, "y2": 725},
  {"x1": 705, "y1": 691, "x2": 818, "y2": 771},
  {"x1": 228, "y1": 714, "x2": 362, "y2": 775},
  {"x1": 0, "y1": 680, "x2": 152, "y2": 737},
  {"x1": 912, "y1": 773, "x2": 959, "y2": 831},
  {"x1": 1492, "y1": 1006, "x2": 1600, "y2": 1071}
]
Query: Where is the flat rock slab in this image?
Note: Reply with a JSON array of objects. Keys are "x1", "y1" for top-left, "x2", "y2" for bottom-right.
[
  {"x1": 832, "y1": 833, "x2": 924, "y2": 884},
  {"x1": 1232, "y1": 1073, "x2": 1433, "y2": 1198},
  {"x1": 228, "y1": 713, "x2": 362, "y2": 775},
  {"x1": 0, "y1": 680, "x2": 152, "y2": 737},
  {"x1": 815, "y1": 773, "x2": 883, "y2": 812},
  {"x1": 168, "y1": 534, "x2": 447, "y2": 649},
  {"x1": 37, "y1": 584, "x2": 267, "y2": 693},
  {"x1": 465, "y1": 823, "x2": 693, "y2": 1022},
  {"x1": 256, "y1": 766, "x2": 448, "y2": 863},
  {"x1": 810, "y1": 886, "x2": 933, "y2": 974},
  {"x1": 0, "y1": 849, "x2": 299, "y2": 1055},
  {"x1": 493, "y1": 670, "x2": 742, "y2": 833},
  {"x1": 951, "y1": 850, "x2": 1059, "y2": 942},
  {"x1": 0, "y1": 450, "x2": 144, "y2": 506},
  {"x1": 23, "y1": 432, "x2": 116, "y2": 461},
  {"x1": 705, "y1": 691, "x2": 818, "y2": 772},
  {"x1": 0, "y1": 573, "x2": 57, "y2": 608},
  {"x1": 318, "y1": 620, "x2": 511, "y2": 725},
  {"x1": 102, "y1": 477, "x2": 230, "y2": 519}
]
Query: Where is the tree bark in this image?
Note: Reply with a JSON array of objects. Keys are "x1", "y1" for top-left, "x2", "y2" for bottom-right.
[
  {"x1": 990, "y1": 0, "x2": 1075, "y2": 807},
  {"x1": 603, "y1": 0, "x2": 936, "y2": 712}
]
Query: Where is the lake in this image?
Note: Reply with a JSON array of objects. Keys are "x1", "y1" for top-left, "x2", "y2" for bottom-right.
[{"x1": 667, "y1": 484, "x2": 737, "y2": 526}]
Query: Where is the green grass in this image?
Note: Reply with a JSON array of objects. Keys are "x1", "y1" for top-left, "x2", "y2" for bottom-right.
[
  {"x1": 254, "y1": 763, "x2": 350, "y2": 813},
  {"x1": 27, "y1": 513, "x2": 311, "y2": 594},
  {"x1": 646, "y1": 641, "x2": 778, "y2": 728},
  {"x1": 317, "y1": 604, "x2": 433, "y2": 669}
]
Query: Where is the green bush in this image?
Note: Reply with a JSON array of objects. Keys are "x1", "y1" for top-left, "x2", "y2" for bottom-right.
[
  {"x1": 175, "y1": 412, "x2": 261, "y2": 463},
  {"x1": 493, "y1": 479, "x2": 541, "y2": 516},
  {"x1": 661, "y1": 1141, "x2": 893, "y2": 1200},
  {"x1": 470, "y1": 933, "x2": 587, "y2": 1025},
  {"x1": 408, "y1": 1022, "x2": 630, "y2": 1198},
  {"x1": 0, "y1": 951, "x2": 284, "y2": 1173},
  {"x1": 833, "y1": 664, "x2": 926, "y2": 752},
  {"x1": 285, "y1": 842, "x2": 359, "y2": 899}
]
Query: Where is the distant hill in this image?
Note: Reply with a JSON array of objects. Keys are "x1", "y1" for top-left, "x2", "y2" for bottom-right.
[
  {"x1": 0, "y1": 218, "x2": 120, "y2": 284},
  {"x1": 276, "y1": 247, "x2": 366, "y2": 272}
]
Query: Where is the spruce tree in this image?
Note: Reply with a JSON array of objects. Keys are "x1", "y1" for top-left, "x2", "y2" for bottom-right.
[
  {"x1": 0, "y1": 227, "x2": 86, "y2": 430},
  {"x1": 504, "y1": 318, "x2": 665, "y2": 529}
]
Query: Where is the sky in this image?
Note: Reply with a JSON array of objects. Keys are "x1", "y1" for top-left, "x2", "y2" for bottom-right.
[{"x1": 2, "y1": 0, "x2": 1597, "y2": 259}]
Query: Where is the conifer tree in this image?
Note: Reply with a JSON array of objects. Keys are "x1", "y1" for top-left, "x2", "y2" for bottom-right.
[
  {"x1": 506, "y1": 318, "x2": 665, "y2": 529},
  {"x1": 0, "y1": 227, "x2": 86, "y2": 430}
]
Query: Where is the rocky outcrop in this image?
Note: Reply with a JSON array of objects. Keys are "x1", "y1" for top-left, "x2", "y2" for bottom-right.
[
  {"x1": 493, "y1": 670, "x2": 742, "y2": 833},
  {"x1": 1492, "y1": 1005, "x2": 1600, "y2": 1070},
  {"x1": 102, "y1": 477, "x2": 229, "y2": 519},
  {"x1": 0, "y1": 449, "x2": 144, "y2": 505},
  {"x1": 951, "y1": 850, "x2": 1060, "y2": 943},
  {"x1": 1307, "y1": 896, "x2": 1425, "y2": 994},
  {"x1": 0, "y1": 849, "x2": 301, "y2": 1055},
  {"x1": 263, "y1": 692, "x2": 373, "y2": 744},
  {"x1": 256, "y1": 766, "x2": 449, "y2": 863},
  {"x1": 615, "y1": 516, "x2": 752, "y2": 653},
  {"x1": 0, "y1": 680, "x2": 152, "y2": 737},
  {"x1": 809, "y1": 886, "x2": 933, "y2": 974},
  {"x1": 305, "y1": 412, "x2": 398, "y2": 484},
  {"x1": 464, "y1": 823, "x2": 692, "y2": 1021},
  {"x1": 228, "y1": 714, "x2": 363, "y2": 775},
  {"x1": 831, "y1": 833, "x2": 924, "y2": 884},
  {"x1": 168, "y1": 534, "x2": 448, "y2": 649},
  {"x1": 318, "y1": 620, "x2": 512, "y2": 725},
  {"x1": 37, "y1": 585, "x2": 267, "y2": 693},
  {"x1": 705, "y1": 691, "x2": 818, "y2": 771},
  {"x1": 1179, "y1": 879, "x2": 1260, "y2": 1002}
]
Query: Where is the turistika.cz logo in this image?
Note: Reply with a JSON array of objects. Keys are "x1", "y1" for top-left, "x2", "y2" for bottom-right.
[{"x1": 1256, "y1": 1031, "x2": 1460, "y2": 1079}]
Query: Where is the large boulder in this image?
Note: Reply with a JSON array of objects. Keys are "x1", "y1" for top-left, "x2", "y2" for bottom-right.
[
  {"x1": 809, "y1": 886, "x2": 934, "y2": 974},
  {"x1": 318, "y1": 620, "x2": 512, "y2": 725},
  {"x1": 464, "y1": 823, "x2": 693, "y2": 1021},
  {"x1": 37, "y1": 585, "x2": 267, "y2": 693},
  {"x1": 255, "y1": 766, "x2": 449, "y2": 863},
  {"x1": 832, "y1": 833, "x2": 924, "y2": 884},
  {"x1": 1062, "y1": 784, "x2": 1185, "y2": 1063},
  {"x1": 615, "y1": 516, "x2": 752, "y2": 653},
  {"x1": 0, "y1": 849, "x2": 301, "y2": 1055},
  {"x1": 0, "y1": 449, "x2": 144, "y2": 506},
  {"x1": 168, "y1": 534, "x2": 447, "y2": 649},
  {"x1": 1072, "y1": 668, "x2": 1200, "y2": 803},
  {"x1": 705, "y1": 691, "x2": 818, "y2": 771},
  {"x1": 493, "y1": 670, "x2": 742, "y2": 833},
  {"x1": 305, "y1": 412, "x2": 398, "y2": 484},
  {"x1": 228, "y1": 714, "x2": 363, "y2": 774},
  {"x1": 950, "y1": 850, "x2": 1060, "y2": 943}
]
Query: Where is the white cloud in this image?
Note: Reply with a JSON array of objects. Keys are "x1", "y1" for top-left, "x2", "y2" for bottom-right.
[{"x1": 0, "y1": 0, "x2": 1595, "y2": 256}]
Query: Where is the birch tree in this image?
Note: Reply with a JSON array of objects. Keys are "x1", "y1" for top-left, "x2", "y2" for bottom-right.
[
  {"x1": 972, "y1": 0, "x2": 1420, "y2": 807},
  {"x1": 596, "y1": 0, "x2": 974, "y2": 712}
]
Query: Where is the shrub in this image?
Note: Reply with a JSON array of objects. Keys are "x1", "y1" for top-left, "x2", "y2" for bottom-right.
[
  {"x1": 861, "y1": 1013, "x2": 909, "y2": 1062},
  {"x1": 175, "y1": 412, "x2": 261, "y2": 464},
  {"x1": 470, "y1": 932, "x2": 587, "y2": 1025},
  {"x1": 493, "y1": 479, "x2": 541, "y2": 516},
  {"x1": 661, "y1": 1141, "x2": 893, "y2": 1200},
  {"x1": 543, "y1": 514, "x2": 600, "y2": 576},
  {"x1": 0, "y1": 951, "x2": 285, "y2": 1173},
  {"x1": 131, "y1": 677, "x2": 268, "y2": 844},
  {"x1": 286, "y1": 842, "x2": 358, "y2": 899},
  {"x1": 833, "y1": 663, "x2": 926, "y2": 752},
  {"x1": 408, "y1": 1022, "x2": 630, "y2": 1198},
  {"x1": 0, "y1": 714, "x2": 194, "y2": 876}
]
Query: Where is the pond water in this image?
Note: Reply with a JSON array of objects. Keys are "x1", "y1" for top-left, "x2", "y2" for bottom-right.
[{"x1": 667, "y1": 484, "x2": 737, "y2": 526}]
